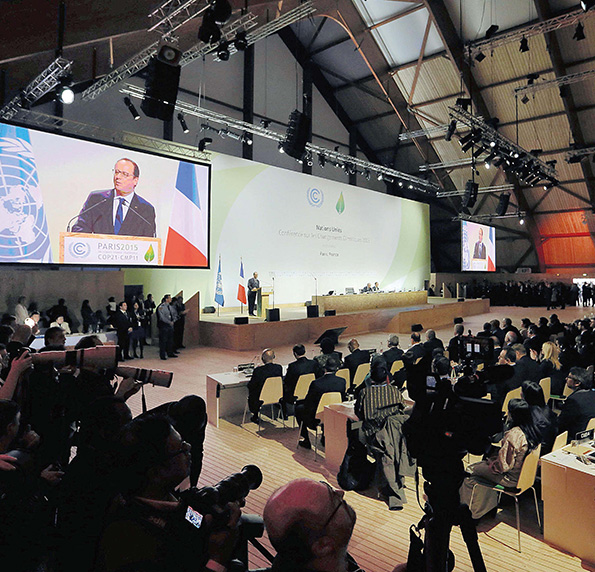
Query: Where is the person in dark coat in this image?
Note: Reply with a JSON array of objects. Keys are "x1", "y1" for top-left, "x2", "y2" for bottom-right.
[
  {"x1": 281, "y1": 344, "x2": 318, "y2": 417},
  {"x1": 247, "y1": 349, "x2": 283, "y2": 423},
  {"x1": 295, "y1": 356, "x2": 346, "y2": 449},
  {"x1": 343, "y1": 338, "x2": 370, "y2": 389},
  {"x1": 112, "y1": 301, "x2": 133, "y2": 360},
  {"x1": 558, "y1": 367, "x2": 595, "y2": 441}
]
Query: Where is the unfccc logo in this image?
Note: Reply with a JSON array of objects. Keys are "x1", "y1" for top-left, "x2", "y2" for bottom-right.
[
  {"x1": 307, "y1": 187, "x2": 324, "y2": 208},
  {"x1": 69, "y1": 241, "x2": 90, "y2": 258}
]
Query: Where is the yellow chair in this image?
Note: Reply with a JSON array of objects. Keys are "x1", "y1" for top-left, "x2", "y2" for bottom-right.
[
  {"x1": 539, "y1": 377, "x2": 551, "y2": 403},
  {"x1": 469, "y1": 444, "x2": 542, "y2": 552},
  {"x1": 587, "y1": 417, "x2": 595, "y2": 432},
  {"x1": 552, "y1": 431, "x2": 568, "y2": 451},
  {"x1": 336, "y1": 368, "x2": 350, "y2": 387},
  {"x1": 293, "y1": 373, "x2": 315, "y2": 401},
  {"x1": 242, "y1": 376, "x2": 284, "y2": 432},
  {"x1": 297, "y1": 391, "x2": 343, "y2": 460},
  {"x1": 502, "y1": 387, "x2": 523, "y2": 414},
  {"x1": 352, "y1": 362, "x2": 370, "y2": 390},
  {"x1": 390, "y1": 360, "x2": 404, "y2": 375}
]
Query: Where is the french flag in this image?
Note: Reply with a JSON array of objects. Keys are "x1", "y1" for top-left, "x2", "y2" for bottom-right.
[
  {"x1": 487, "y1": 226, "x2": 496, "y2": 272},
  {"x1": 163, "y1": 161, "x2": 208, "y2": 266},
  {"x1": 237, "y1": 259, "x2": 247, "y2": 305}
]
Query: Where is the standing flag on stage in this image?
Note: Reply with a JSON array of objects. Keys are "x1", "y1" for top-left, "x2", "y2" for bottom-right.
[
  {"x1": 214, "y1": 256, "x2": 225, "y2": 307},
  {"x1": 0, "y1": 123, "x2": 53, "y2": 263},
  {"x1": 163, "y1": 161, "x2": 208, "y2": 266},
  {"x1": 237, "y1": 259, "x2": 247, "y2": 305}
]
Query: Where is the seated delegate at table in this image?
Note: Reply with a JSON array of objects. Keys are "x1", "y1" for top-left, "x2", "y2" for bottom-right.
[
  {"x1": 281, "y1": 344, "x2": 318, "y2": 417},
  {"x1": 557, "y1": 366, "x2": 595, "y2": 440},
  {"x1": 247, "y1": 348, "x2": 283, "y2": 423}
]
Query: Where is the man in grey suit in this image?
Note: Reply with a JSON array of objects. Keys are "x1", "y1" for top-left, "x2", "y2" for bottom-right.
[{"x1": 473, "y1": 227, "x2": 487, "y2": 259}]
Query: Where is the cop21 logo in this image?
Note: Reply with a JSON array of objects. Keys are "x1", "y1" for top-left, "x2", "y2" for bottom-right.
[{"x1": 307, "y1": 187, "x2": 324, "y2": 208}]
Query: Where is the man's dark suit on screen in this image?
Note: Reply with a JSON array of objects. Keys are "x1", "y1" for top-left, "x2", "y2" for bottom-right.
[
  {"x1": 72, "y1": 189, "x2": 156, "y2": 237},
  {"x1": 473, "y1": 241, "x2": 486, "y2": 259},
  {"x1": 248, "y1": 362, "x2": 283, "y2": 416}
]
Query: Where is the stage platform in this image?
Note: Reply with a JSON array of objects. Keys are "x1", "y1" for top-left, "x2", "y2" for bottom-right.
[{"x1": 198, "y1": 297, "x2": 490, "y2": 351}]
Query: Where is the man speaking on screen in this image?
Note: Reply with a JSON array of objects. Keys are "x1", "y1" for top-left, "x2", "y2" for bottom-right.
[
  {"x1": 71, "y1": 158, "x2": 156, "y2": 237},
  {"x1": 472, "y1": 227, "x2": 487, "y2": 260}
]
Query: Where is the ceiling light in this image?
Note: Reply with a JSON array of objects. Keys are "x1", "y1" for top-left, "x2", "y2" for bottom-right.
[
  {"x1": 489, "y1": 140, "x2": 496, "y2": 148},
  {"x1": 364, "y1": 169, "x2": 371, "y2": 181},
  {"x1": 198, "y1": 8, "x2": 221, "y2": 44},
  {"x1": 198, "y1": 137, "x2": 212, "y2": 152},
  {"x1": 398, "y1": 181, "x2": 404, "y2": 187},
  {"x1": 408, "y1": 184, "x2": 413, "y2": 189},
  {"x1": 377, "y1": 172, "x2": 383, "y2": 181},
  {"x1": 519, "y1": 37, "x2": 529, "y2": 53},
  {"x1": 581, "y1": 0, "x2": 595, "y2": 12},
  {"x1": 56, "y1": 80, "x2": 74, "y2": 105},
  {"x1": 211, "y1": 0, "x2": 232, "y2": 24},
  {"x1": 278, "y1": 142, "x2": 285, "y2": 153},
  {"x1": 123, "y1": 96, "x2": 140, "y2": 120},
  {"x1": 455, "y1": 98, "x2": 471, "y2": 111},
  {"x1": 177, "y1": 113, "x2": 189, "y2": 133},
  {"x1": 241, "y1": 132, "x2": 253, "y2": 145},
  {"x1": 574, "y1": 23, "x2": 586, "y2": 41},
  {"x1": 475, "y1": 52, "x2": 486, "y2": 63},
  {"x1": 318, "y1": 154, "x2": 326, "y2": 168},
  {"x1": 521, "y1": 94, "x2": 530, "y2": 105},
  {"x1": 519, "y1": 216, "x2": 525, "y2": 225}
]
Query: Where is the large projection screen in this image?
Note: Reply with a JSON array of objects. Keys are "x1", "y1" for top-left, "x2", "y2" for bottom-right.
[
  {"x1": 0, "y1": 121, "x2": 210, "y2": 268},
  {"x1": 461, "y1": 220, "x2": 496, "y2": 272}
]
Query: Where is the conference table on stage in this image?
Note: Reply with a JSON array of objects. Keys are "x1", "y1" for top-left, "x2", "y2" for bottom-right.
[{"x1": 312, "y1": 290, "x2": 427, "y2": 314}]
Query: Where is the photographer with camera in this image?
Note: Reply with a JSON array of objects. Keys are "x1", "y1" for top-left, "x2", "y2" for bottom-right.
[{"x1": 94, "y1": 415, "x2": 242, "y2": 572}]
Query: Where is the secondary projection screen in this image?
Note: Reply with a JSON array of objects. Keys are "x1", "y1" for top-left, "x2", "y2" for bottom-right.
[
  {"x1": 0, "y1": 121, "x2": 210, "y2": 268},
  {"x1": 461, "y1": 220, "x2": 496, "y2": 272}
]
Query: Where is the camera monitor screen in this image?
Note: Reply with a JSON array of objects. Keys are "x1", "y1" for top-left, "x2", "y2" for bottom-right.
[
  {"x1": 0, "y1": 121, "x2": 210, "y2": 268},
  {"x1": 461, "y1": 220, "x2": 495, "y2": 272}
]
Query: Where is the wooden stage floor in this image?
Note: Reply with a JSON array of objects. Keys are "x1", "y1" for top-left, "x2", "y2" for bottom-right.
[{"x1": 127, "y1": 304, "x2": 595, "y2": 572}]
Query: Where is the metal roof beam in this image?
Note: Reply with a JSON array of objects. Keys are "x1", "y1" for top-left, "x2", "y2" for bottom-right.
[
  {"x1": 309, "y1": 35, "x2": 351, "y2": 56},
  {"x1": 534, "y1": 0, "x2": 595, "y2": 210},
  {"x1": 422, "y1": 0, "x2": 545, "y2": 271}
]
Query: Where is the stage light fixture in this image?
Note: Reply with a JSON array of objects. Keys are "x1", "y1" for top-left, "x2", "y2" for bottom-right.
[
  {"x1": 444, "y1": 120, "x2": 457, "y2": 141},
  {"x1": 521, "y1": 94, "x2": 530, "y2": 105},
  {"x1": 459, "y1": 132, "x2": 474, "y2": 147},
  {"x1": 278, "y1": 142, "x2": 285, "y2": 153},
  {"x1": 260, "y1": 119, "x2": 271, "y2": 128},
  {"x1": 581, "y1": 0, "x2": 595, "y2": 12},
  {"x1": 198, "y1": 137, "x2": 213, "y2": 151},
  {"x1": 475, "y1": 52, "x2": 486, "y2": 63},
  {"x1": 124, "y1": 96, "x2": 141, "y2": 120},
  {"x1": 519, "y1": 216, "x2": 525, "y2": 225},
  {"x1": 519, "y1": 37, "x2": 529, "y2": 53},
  {"x1": 234, "y1": 31, "x2": 248, "y2": 51},
  {"x1": 398, "y1": 181, "x2": 404, "y2": 187},
  {"x1": 455, "y1": 98, "x2": 471, "y2": 111},
  {"x1": 364, "y1": 169, "x2": 371, "y2": 181},
  {"x1": 408, "y1": 184, "x2": 413, "y2": 189},
  {"x1": 318, "y1": 154, "x2": 326, "y2": 168},
  {"x1": 241, "y1": 132, "x2": 252, "y2": 145},
  {"x1": 211, "y1": 0, "x2": 232, "y2": 24},
  {"x1": 574, "y1": 23, "x2": 586, "y2": 41},
  {"x1": 177, "y1": 113, "x2": 189, "y2": 133},
  {"x1": 377, "y1": 172, "x2": 383, "y2": 181},
  {"x1": 198, "y1": 8, "x2": 221, "y2": 44},
  {"x1": 489, "y1": 140, "x2": 496, "y2": 148},
  {"x1": 461, "y1": 138, "x2": 475, "y2": 153},
  {"x1": 56, "y1": 79, "x2": 74, "y2": 105},
  {"x1": 217, "y1": 41, "x2": 230, "y2": 61},
  {"x1": 484, "y1": 151, "x2": 497, "y2": 168}
]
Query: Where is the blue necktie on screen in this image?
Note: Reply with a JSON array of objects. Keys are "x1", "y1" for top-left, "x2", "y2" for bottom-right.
[{"x1": 114, "y1": 197, "x2": 125, "y2": 234}]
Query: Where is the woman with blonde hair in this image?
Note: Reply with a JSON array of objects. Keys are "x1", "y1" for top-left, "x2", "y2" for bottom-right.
[{"x1": 539, "y1": 340, "x2": 566, "y2": 395}]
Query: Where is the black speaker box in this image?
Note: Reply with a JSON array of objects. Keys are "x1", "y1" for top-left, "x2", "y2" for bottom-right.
[
  {"x1": 496, "y1": 192, "x2": 511, "y2": 216},
  {"x1": 234, "y1": 316, "x2": 249, "y2": 325},
  {"x1": 203, "y1": 306, "x2": 216, "y2": 314},
  {"x1": 141, "y1": 56, "x2": 181, "y2": 121},
  {"x1": 461, "y1": 180, "x2": 478, "y2": 209},
  {"x1": 324, "y1": 310, "x2": 336, "y2": 316},
  {"x1": 266, "y1": 308, "x2": 280, "y2": 322},
  {"x1": 282, "y1": 110, "x2": 310, "y2": 159},
  {"x1": 454, "y1": 317, "x2": 464, "y2": 324},
  {"x1": 411, "y1": 323, "x2": 423, "y2": 332},
  {"x1": 307, "y1": 305, "x2": 319, "y2": 318}
]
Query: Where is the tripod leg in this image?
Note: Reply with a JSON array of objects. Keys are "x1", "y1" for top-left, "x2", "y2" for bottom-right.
[
  {"x1": 457, "y1": 504, "x2": 487, "y2": 572},
  {"x1": 424, "y1": 508, "x2": 454, "y2": 572}
]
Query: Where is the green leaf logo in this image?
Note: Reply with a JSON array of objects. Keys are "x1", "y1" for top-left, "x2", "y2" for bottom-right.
[
  {"x1": 144, "y1": 244, "x2": 155, "y2": 263},
  {"x1": 336, "y1": 192, "x2": 345, "y2": 214}
]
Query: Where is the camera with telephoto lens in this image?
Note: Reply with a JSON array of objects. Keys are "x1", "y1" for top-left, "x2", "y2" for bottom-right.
[
  {"x1": 31, "y1": 345, "x2": 118, "y2": 369},
  {"x1": 180, "y1": 465, "x2": 263, "y2": 529},
  {"x1": 115, "y1": 366, "x2": 173, "y2": 388}
]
